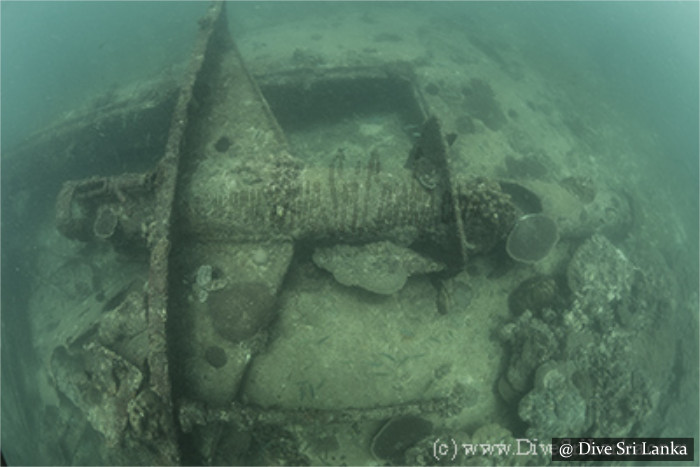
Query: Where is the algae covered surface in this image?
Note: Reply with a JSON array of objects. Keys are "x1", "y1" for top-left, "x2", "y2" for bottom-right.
[{"x1": 1, "y1": 2, "x2": 698, "y2": 465}]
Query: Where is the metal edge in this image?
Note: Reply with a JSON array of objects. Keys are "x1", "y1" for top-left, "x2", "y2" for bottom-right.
[{"x1": 144, "y1": 2, "x2": 226, "y2": 463}]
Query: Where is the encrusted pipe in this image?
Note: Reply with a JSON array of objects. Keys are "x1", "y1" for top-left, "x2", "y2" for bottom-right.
[{"x1": 178, "y1": 167, "x2": 442, "y2": 244}]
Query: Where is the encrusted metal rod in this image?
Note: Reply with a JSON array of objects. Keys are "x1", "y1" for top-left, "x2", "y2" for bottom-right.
[
  {"x1": 178, "y1": 383, "x2": 470, "y2": 433},
  {"x1": 178, "y1": 166, "x2": 442, "y2": 244}
]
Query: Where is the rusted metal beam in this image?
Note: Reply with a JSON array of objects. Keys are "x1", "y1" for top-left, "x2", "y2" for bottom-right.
[{"x1": 143, "y1": 2, "x2": 229, "y2": 464}]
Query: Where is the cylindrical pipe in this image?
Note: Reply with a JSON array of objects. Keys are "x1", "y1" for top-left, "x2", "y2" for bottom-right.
[{"x1": 178, "y1": 167, "x2": 442, "y2": 244}]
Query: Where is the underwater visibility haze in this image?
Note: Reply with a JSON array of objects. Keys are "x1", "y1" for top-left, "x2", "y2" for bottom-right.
[{"x1": 1, "y1": 2, "x2": 698, "y2": 465}]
